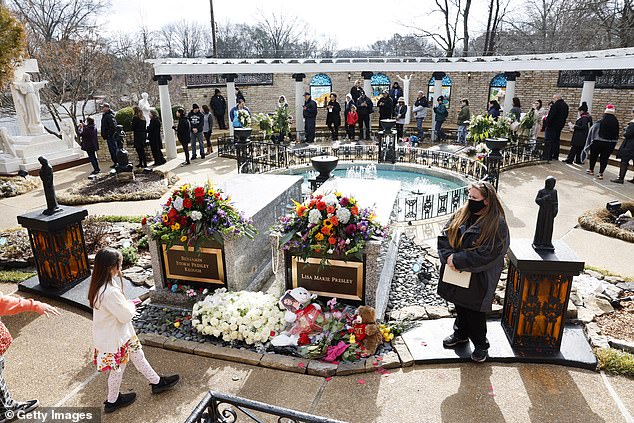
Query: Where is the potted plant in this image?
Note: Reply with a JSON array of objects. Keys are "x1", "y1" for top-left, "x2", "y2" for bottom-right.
[
  {"x1": 468, "y1": 114, "x2": 495, "y2": 143},
  {"x1": 253, "y1": 113, "x2": 273, "y2": 139},
  {"x1": 272, "y1": 106, "x2": 291, "y2": 143}
]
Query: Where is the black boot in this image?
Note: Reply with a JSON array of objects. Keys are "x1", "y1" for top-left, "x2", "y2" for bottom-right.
[
  {"x1": 0, "y1": 400, "x2": 39, "y2": 423},
  {"x1": 104, "y1": 392, "x2": 136, "y2": 413},
  {"x1": 151, "y1": 374, "x2": 180, "y2": 394}
]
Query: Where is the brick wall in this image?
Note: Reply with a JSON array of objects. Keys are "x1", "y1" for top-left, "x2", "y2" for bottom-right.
[{"x1": 177, "y1": 71, "x2": 634, "y2": 128}]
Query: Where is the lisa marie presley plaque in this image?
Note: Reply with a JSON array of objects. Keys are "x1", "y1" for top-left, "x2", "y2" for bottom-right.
[
  {"x1": 291, "y1": 257, "x2": 364, "y2": 302},
  {"x1": 162, "y1": 244, "x2": 225, "y2": 285}
]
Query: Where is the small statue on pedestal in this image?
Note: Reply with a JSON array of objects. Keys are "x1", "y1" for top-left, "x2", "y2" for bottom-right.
[
  {"x1": 114, "y1": 125, "x2": 133, "y2": 173},
  {"x1": 38, "y1": 156, "x2": 61, "y2": 216},
  {"x1": 532, "y1": 176, "x2": 558, "y2": 252}
]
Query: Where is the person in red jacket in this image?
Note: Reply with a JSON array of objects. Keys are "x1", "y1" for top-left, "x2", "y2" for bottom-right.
[
  {"x1": 346, "y1": 105, "x2": 359, "y2": 140},
  {"x1": 0, "y1": 294, "x2": 60, "y2": 420}
]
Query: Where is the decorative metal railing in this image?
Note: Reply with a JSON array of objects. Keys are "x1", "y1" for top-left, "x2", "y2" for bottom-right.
[
  {"x1": 185, "y1": 391, "x2": 346, "y2": 423},
  {"x1": 397, "y1": 186, "x2": 470, "y2": 222}
]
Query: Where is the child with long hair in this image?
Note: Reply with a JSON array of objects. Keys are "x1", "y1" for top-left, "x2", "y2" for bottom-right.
[
  {"x1": 437, "y1": 181, "x2": 510, "y2": 363},
  {"x1": 88, "y1": 248, "x2": 179, "y2": 414}
]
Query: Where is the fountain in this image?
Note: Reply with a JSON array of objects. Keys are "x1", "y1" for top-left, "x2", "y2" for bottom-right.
[
  {"x1": 310, "y1": 155, "x2": 338, "y2": 190},
  {"x1": 379, "y1": 119, "x2": 398, "y2": 164}
]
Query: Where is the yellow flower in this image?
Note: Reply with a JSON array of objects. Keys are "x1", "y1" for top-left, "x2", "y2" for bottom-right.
[
  {"x1": 170, "y1": 224, "x2": 175, "y2": 231},
  {"x1": 174, "y1": 321, "x2": 181, "y2": 328},
  {"x1": 173, "y1": 222, "x2": 181, "y2": 230},
  {"x1": 180, "y1": 235, "x2": 187, "y2": 242},
  {"x1": 323, "y1": 219, "x2": 333, "y2": 227},
  {"x1": 315, "y1": 233, "x2": 324, "y2": 241},
  {"x1": 162, "y1": 214, "x2": 168, "y2": 223},
  {"x1": 207, "y1": 189, "x2": 214, "y2": 196},
  {"x1": 181, "y1": 184, "x2": 190, "y2": 191},
  {"x1": 349, "y1": 334, "x2": 356, "y2": 344}
]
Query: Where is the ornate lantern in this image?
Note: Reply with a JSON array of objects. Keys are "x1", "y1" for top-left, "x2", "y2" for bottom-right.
[{"x1": 502, "y1": 239, "x2": 584, "y2": 352}]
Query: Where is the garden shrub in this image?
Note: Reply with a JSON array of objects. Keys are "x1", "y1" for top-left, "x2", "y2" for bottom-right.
[{"x1": 115, "y1": 106, "x2": 134, "y2": 132}]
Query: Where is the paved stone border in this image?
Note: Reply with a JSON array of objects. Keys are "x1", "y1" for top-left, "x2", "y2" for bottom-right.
[{"x1": 137, "y1": 332, "x2": 414, "y2": 377}]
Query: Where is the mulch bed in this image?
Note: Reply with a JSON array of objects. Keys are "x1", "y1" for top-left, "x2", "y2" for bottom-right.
[
  {"x1": 578, "y1": 201, "x2": 634, "y2": 243},
  {"x1": 58, "y1": 172, "x2": 177, "y2": 205},
  {"x1": 596, "y1": 293, "x2": 634, "y2": 343}
]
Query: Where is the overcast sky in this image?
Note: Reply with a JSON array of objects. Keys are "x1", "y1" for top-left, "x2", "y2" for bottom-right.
[{"x1": 106, "y1": 0, "x2": 492, "y2": 51}]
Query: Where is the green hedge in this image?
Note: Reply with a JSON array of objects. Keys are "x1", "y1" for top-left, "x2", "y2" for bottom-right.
[{"x1": 115, "y1": 107, "x2": 134, "y2": 132}]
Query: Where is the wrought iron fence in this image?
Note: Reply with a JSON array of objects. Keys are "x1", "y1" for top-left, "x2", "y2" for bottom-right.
[
  {"x1": 397, "y1": 186, "x2": 470, "y2": 223},
  {"x1": 185, "y1": 391, "x2": 346, "y2": 423}
]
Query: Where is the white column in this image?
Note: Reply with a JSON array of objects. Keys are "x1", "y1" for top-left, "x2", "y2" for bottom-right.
[
  {"x1": 431, "y1": 72, "x2": 445, "y2": 142},
  {"x1": 293, "y1": 73, "x2": 305, "y2": 139},
  {"x1": 154, "y1": 75, "x2": 176, "y2": 160},
  {"x1": 580, "y1": 70, "x2": 601, "y2": 115},
  {"x1": 503, "y1": 80, "x2": 516, "y2": 116},
  {"x1": 225, "y1": 74, "x2": 237, "y2": 137},
  {"x1": 397, "y1": 74, "x2": 413, "y2": 124}
]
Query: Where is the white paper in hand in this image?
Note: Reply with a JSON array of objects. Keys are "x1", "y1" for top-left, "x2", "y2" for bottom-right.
[{"x1": 442, "y1": 266, "x2": 472, "y2": 288}]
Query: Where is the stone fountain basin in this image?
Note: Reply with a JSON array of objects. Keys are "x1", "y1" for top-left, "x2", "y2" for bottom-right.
[
  {"x1": 311, "y1": 155, "x2": 338, "y2": 179},
  {"x1": 380, "y1": 119, "x2": 396, "y2": 130}
]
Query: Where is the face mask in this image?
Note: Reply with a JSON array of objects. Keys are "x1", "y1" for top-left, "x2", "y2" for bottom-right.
[{"x1": 468, "y1": 199, "x2": 486, "y2": 214}]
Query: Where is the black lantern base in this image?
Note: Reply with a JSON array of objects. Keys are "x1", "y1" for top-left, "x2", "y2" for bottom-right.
[{"x1": 18, "y1": 274, "x2": 149, "y2": 312}]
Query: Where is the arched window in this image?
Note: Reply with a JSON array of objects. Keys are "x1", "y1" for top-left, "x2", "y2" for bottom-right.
[
  {"x1": 309, "y1": 73, "x2": 332, "y2": 107},
  {"x1": 370, "y1": 73, "x2": 390, "y2": 104},
  {"x1": 489, "y1": 73, "x2": 507, "y2": 106},
  {"x1": 427, "y1": 75, "x2": 452, "y2": 108}
]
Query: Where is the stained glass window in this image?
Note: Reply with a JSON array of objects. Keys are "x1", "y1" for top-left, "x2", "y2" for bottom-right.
[
  {"x1": 370, "y1": 73, "x2": 391, "y2": 104},
  {"x1": 310, "y1": 73, "x2": 332, "y2": 107},
  {"x1": 488, "y1": 73, "x2": 507, "y2": 106},
  {"x1": 426, "y1": 75, "x2": 452, "y2": 108}
]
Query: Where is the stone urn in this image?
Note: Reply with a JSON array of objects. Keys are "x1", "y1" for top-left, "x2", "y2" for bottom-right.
[
  {"x1": 234, "y1": 127, "x2": 252, "y2": 143},
  {"x1": 380, "y1": 119, "x2": 396, "y2": 131},
  {"x1": 485, "y1": 138, "x2": 509, "y2": 158},
  {"x1": 311, "y1": 155, "x2": 338, "y2": 181}
]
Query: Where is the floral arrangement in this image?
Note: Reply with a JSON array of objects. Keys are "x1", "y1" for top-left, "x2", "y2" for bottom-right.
[
  {"x1": 272, "y1": 106, "x2": 291, "y2": 137},
  {"x1": 144, "y1": 182, "x2": 256, "y2": 250},
  {"x1": 192, "y1": 289, "x2": 286, "y2": 344},
  {"x1": 468, "y1": 113, "x2": 514, "y2": 142},
  {"x1": 519, "y1": 109, "x2": 536, "y2": 135},
  {"x1": 272, "y1": 191, "x2": 386, "y2": 264},
  {"x1": 237, "y1": 109, "x2": 251, "y2": 128},
  {"x1": 490, "y1": 115, "x2": 513, "y2": 139},
  {"x1": 166, "y1": 282, "x2": 209, "y2": 302},
  {"x1": 253, "y1": 113, "x2": 273, "y2": 135}
]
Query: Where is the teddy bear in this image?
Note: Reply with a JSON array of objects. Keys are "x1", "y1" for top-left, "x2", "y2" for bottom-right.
[
  {"x1": 355, "y1": 305, "x2": 383, "y2": 357},
  {"x1": 271, "y1": 287, "x2": 322, "y2": 347}
]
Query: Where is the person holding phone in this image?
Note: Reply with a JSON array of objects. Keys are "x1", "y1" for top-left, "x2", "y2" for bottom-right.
[{"x1": 437, "y1": 181, "x2": 509, "y2": 363}]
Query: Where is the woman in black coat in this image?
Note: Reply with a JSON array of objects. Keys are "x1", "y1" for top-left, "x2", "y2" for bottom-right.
[
  {"x1": 564, "y1": 102, "x2": 592, "y2": 165},
  {"x1": 147, "y1": 109, "x2": 166, "y2": 166},
  {"x1": 172, "y1": 108, "x2": 191, "y2": 166},
  {"x1": 325, "y1": 93, "x2": 341, "y2": 141},
  {"x1": 437, "y1": 181, "x2": 510, "y2": 363},
  {"x1": 612, "y1": 108, "x2": 634, "y2": 184},
  {"x1": 80, "y1": 117, "x2": 100, "y2": 175},
  {"x1": 131, "y1": 106, "x2": 148, "y2": 168}
]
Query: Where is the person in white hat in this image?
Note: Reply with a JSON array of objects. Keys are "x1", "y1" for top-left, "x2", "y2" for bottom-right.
[{"x1": 395, "y1": 97, "x2": 408, "y2": 139}]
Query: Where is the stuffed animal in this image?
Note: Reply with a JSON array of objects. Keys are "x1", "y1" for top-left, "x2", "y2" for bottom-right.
[
  {"x1": 271, "y1": 287, "x2": 322, "y2": 347},
  {"x1": 356, "y1": 306, "x2": 383, "y2": 356}
]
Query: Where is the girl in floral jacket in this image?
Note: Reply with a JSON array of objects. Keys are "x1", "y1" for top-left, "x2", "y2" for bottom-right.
[{"x1": 88, "y1": 248, "x2": 179, "y2": 414}]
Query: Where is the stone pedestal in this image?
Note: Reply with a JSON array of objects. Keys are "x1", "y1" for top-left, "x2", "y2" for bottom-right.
[
  {"x1": 148, "y1": 174, "x2": 303, "y2": 305},
  {"x1": 502, "y1": 239, "x2": 585, "y2": 353}
]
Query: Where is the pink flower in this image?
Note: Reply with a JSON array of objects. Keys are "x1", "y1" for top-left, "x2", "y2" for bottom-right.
[{"x1": 323, "y1": 341, "x2": 349, "y2": 362}]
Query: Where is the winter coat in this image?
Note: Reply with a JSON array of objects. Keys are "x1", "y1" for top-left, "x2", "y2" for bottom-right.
[
  {"x1": 350, "y1": 86, "x2": 363, "y2": 102},
  {"x1": 457, "y1": 105, "x2": 471, "y2": 125},
  {"x1": 598, "y1": 114, "x2": 620, "y2": 140},
  {"x1": 131, "y1": 116, "x2": 147, "y2": 149},
  {"x1": 175, "y1": 116, "x2": 190, "y2": 144},
  {"x1": 344, "y1": 100, "x2": 355, "y2": 122},
  {"x1": 303, "y1": 98, "x2": 317, "y2": 119},
  {"x1": 570, "y1": 113, "x2": 593, "y2": 147},
  {"x1": 545, "y1": 99, "x2": 569, "y2": 132},
  {"x1": 346, "y1": 111, "x2": 358, "y2": 125},
  {"x1": 229, "y1": 105, "x2": 250, "y2": 122},
  {"x1": 394, "y1": 104, "x2": 407, "y2": 124},
  {"x1": 326, "y1": 100, "x2": 341, "y2": 126},
  {"x1": 100, "y1": 109, "x2": 117, "y2": 139},
  {"x1": 356, "y1": 95, "x2": 374, "y2": 116},
  {"x1": 509, "y1": 107, "x2": 521, "y2": 122},
  {"x1": 79, "y1": 123, "x2": 99, "y2": 152},
  {"x1": 187, "y1": 110, "x2": 204, "y2": 132},
  {"x1": 210, "y1": 94, "x2": 226, "y2": 115},
  {"x1": 437, "y1": 215, "x2": 510, "y2": 312},
  {"x1": 488, "y1": 106, "x2": 500, "y2": 120},
  {"x1": 389, "y1": 86, "x2": 403, "y2": 104},
  {"x1": 413, "y1": 97, "x2": 429, "y2": 119},
  {"x1": 378, "y1": 96, "x2": 394, "y2": 120},
  {"x1": 147, "y1": 117, "x2": 162, "y2": 147},
  {"x1": 617, "y1": 120, "x2": 634, "y2": 160},
  {"x1": 434, "y1": 103, "x2": 448, "y2": 122}
]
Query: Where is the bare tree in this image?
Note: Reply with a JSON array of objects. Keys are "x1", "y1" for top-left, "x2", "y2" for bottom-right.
[
  {"x1": 8, "y1": 0, "x2": 106, "y2": 43},
  {"x1": 462, "y1": 0, "x2": 472, "y2": 56},
  {"x1": 253, "y1": 12, "x2": 305, "y2": 57},
  {"x1": 483, "y1": 0, "x2": 510, "y2": 55},
  {"x1": 403, "y1": 0, "x2": 462, "y2": 57},
  {"x1": 159, "y1": 20, "x2": 210, "y2": 58}
]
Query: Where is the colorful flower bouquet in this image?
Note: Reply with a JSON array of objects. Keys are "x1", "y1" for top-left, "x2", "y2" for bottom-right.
[
  {"x1": 192, "y1": 289, "x2": 286, "y2": 345},
  {"x1": 272, "y1": 191, "x2": 386, "y2": 265},
  {"x1": 144, "y1": 182, "x2": 256, "y2": 250}
]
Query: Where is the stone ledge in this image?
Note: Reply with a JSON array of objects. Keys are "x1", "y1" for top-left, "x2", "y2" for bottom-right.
[
  {"x1": 194, "y1": 343, "x2": 263, "y2": 366},
  {"x1": 260, "y1": 354, "x2": 309, "y2": 374},
  {"x1": 307, "y1": 361, "x2": 337, "y2": 377},
  {"x1": 137, "y1": 332, "x2": 167, "y2": 348},
  {"x1": 393, "y1": 337, "x2": 415, "y2": 367},
  {"x1": 336, "y1": 359, "x2": 367, "y2": 376},
  {"x1": 163, "y1": 338, "x2": 196, "y2": 354}
]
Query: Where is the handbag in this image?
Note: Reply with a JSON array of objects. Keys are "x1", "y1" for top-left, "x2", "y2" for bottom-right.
[{"x1": 0, "y1": 321, "x2": 13, "y2": 355}]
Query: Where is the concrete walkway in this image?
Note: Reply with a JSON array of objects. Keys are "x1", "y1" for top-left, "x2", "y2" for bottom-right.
[{"x1": 2, "y1": 283, "x2": 633, "y2": 423}]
